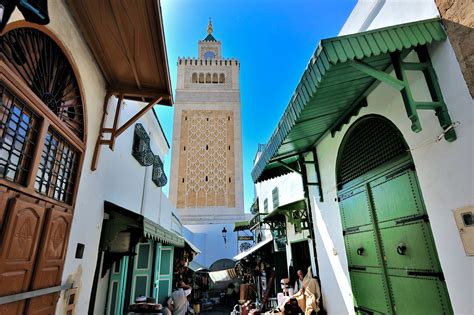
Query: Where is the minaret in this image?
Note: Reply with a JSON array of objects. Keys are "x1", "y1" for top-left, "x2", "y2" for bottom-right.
[{"x1": 169, "y1": 20, "x2": 244, "y2": 225}]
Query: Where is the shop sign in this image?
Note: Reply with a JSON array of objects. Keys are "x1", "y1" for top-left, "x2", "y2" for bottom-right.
[
  {"x1": 238, "y1": 235, "x2": 254, "y2": 241},
  {"x1": 274, "y1": 237, "x2": 286, "y2": 252}
]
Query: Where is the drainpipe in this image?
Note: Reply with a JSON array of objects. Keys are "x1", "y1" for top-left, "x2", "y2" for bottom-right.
[
  {"x1": 298, "y1": 149, "x2": 326, "y2": 312},
  {"x1": 298, "y1": 152, "x2": 320, "y2": 277}
]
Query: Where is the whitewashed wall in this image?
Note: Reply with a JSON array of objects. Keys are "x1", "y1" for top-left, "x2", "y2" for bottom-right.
[
  {"x1": 8, "y1": 2, "x2": 108, "y2": 314},
  {"x1": 309, "y1": 2, "x2": 473, "y2": 314},
  {"x1": 7, "y1": 4, "x2": 176, "y2": 314},
  {"x1": 253, "y1": 170, "x2": 317, "y2": 277},
  {"x1": 183, "y1": 223, "x2": 238, "y2": 268}
]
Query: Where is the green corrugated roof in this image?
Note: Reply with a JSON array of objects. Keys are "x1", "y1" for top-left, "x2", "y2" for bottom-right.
[
  {"x1": 143, "y1": 218, "x2": 184, "y2": 247},
  {"x1": 264, "y1": 199, "x2": 306, "y2": 222},
  {"x1": 234, "y1": 220, "x2": 250, "y2": 231},
  {"x1": 252, "y1": 19, "x2": 446, "y2": 183}
]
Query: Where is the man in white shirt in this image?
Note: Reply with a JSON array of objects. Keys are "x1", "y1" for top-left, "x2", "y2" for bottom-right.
[
  {"x1": 294, "y1": 269, "x2": 304, "y2": 293},
  {"x1": 171, "y1": 281, "x2": 192, "y2": 315}
]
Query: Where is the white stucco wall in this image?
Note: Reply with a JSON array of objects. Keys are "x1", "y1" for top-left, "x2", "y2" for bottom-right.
[
  {"x1": 7, "y1": 4, "x2": 176, "y2": 313},
  {"x1": 339, "y1": 0, "x2": 440, "y2": 36},
  {"x1": 183, "y1": 223, "x2": 238, "y2": 268},
  {"x1": 309, "y1": 15, "x2": 473, "y2": 315},
  {"x1": 7, "y1": 2, "x2": 108, "y2": 314}
]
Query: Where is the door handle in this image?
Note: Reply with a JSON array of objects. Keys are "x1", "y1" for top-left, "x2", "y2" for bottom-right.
[
  {"x1": 397, "y1": 243, "x2": 407, "y2": 255},
  {"x1": 357, "y1": 247, "x2": 364, "y2": 256}
]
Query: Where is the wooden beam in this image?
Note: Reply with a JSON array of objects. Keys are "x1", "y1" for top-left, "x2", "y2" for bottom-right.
[
  {"x1": 350, "y1": 60, "x2": 406, "y2": 91},
  {"x1": 109, "y1": 94, "x2": 123, "y2": 150},
  {"x1": 114, "y1": 96, "x2": 163, "y2": 138},
  {"x1": 107, "y1": 87, "x2": 171, "y2": 102},
  {"x1": 91, "y1": 92, "x2": 112, "y2": 171}
]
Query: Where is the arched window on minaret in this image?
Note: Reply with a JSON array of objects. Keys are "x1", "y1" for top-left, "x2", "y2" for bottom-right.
[
  {"x1": 199, "y1": 73, "x2": 204, "y2": 83},
  {"x1": 206, "y1": 73, "x2": 211, "y2": 83},
  {"x1": 212, "y1": 73, "x2": 218, "y2": 84},
  {"x1": 219, "y1": 73, "x2": 225, "y2": 83},
  {"x1": 192, "y1": 73, "x2": 197, "y2": 83}
]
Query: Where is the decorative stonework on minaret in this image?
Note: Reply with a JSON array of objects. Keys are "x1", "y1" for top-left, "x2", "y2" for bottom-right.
[{"x1": 169, "y1": 20, "x2": 244, "y2": 224}]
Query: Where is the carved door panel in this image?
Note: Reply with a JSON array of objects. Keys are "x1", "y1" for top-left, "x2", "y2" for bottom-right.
[
  {"x1": 26, "y1": 208, "x2": 73, "y2": 314},
  {"x1": 0, "y1": 198, "x2": 46, "y2": 315},
  {"x1": 0, "y1": 187, "x2": 9, "y2": 229}
]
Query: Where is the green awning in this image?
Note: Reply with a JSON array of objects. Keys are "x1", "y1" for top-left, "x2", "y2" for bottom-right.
[
  {"x1": 103, "y1": 201, "x2": 184, "y2": 248},
  {"x1": 264, "y1": 199, "x2": 306, "y2": 222},
  {"x1": 143, "y1": 218, "x2": 184, "y2": 247},
  {"x1": 264, "y1": 199, "x2": 309, "y2": 234},
  {"x1": 234, "y1": 220, "x2": 250, "y2": 232},
  {"x1": 252, "y1": 19, "x2": 447, "y2": 183}
]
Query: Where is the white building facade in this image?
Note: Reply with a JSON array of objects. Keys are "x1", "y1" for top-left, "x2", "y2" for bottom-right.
[
  {"x1": 252, "y1": 1, "x2": 473, "y2": 314},
  {"x1": 1, "y1": 1, "x2": 182, "y2": 314}
]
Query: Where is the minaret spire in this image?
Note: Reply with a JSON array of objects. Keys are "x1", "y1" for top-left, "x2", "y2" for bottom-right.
[{"x1": 208, "y1": 17, "x2": 213, "y2": 34}]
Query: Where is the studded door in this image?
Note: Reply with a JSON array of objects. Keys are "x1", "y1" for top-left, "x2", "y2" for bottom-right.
[{"x1": 337, "y1": 116, "x2": 452, "y2": 314}]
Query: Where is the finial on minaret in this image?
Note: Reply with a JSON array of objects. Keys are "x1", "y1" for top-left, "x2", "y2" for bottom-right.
[{"x1": 208, "y1": 17, "x2": 213, "y2": 34}]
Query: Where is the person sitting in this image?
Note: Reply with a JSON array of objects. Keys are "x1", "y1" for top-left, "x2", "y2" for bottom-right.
[
  {"x1": 294, "y1": 269, "x2": 304, "y2": 293},
  {"x1": 277, "y1": 267, "x2": 321, "y2": 315},
  {"x1": 162, "y1": 296, "x2": 173, "y2": 315},
  {"x1": 172, "y1": 281, "x2": 192, "y2": 315}
]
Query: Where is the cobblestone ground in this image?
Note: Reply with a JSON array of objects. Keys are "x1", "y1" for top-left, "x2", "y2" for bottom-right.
[{"x1": 201, "y1": 304, "x2": 234, "y2": 315}]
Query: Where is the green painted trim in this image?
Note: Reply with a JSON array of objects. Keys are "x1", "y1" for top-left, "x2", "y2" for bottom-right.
[
  {"x1": 350, "y1": 60, "x2": 405, "y2": 91},
  {"x1": 252, "y1": 18, "x2": 450, "y2": 183},
  {"x1": 289, "y1": 238, "x2": 310, "y2": 245}
]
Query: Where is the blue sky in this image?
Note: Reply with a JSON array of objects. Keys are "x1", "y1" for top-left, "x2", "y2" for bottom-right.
[{"x1": 155, "y1": 0, "x2": 357, "y2": 212}]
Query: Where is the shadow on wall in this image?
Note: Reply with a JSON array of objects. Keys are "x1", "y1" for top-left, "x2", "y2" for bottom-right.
[{"x1": 435, "y1": 0, "x2": 474, "y2": 97}]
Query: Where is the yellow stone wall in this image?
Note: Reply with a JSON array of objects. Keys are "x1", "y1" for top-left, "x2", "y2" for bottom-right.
[{"x1": 176, "y1": 109, "x2": 235, "y2": 208}]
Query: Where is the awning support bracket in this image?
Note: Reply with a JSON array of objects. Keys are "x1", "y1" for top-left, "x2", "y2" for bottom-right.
[
  {"x1": 350, "y1": 47, "x2": 456, "y2": 142},
  {"x1": 278, "y1": 160, "x2": 301, "y2": 174},
  {"x1": 91, "y1": 93, "x2": 164, "y2": 171},
  {"x1": 350, "y1": 60, "x2": 405, "y2": 91}
]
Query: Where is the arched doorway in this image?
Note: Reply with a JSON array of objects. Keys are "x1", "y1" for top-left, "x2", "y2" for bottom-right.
[
  {"x1": 336, "y1": 115, "x2": 452, "y2": 314},
  {"x1": 0, "y1": 26, "x2": 85, "y2": 314}
]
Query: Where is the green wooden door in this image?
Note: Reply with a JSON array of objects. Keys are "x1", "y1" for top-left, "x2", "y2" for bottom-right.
[
  {"x1": 338, "y1": 160, "x2": 452, "y2": 314},
  {"x1": 106, "y1": 256, "x2": 129, "y2": 315},
  {"x1": 130, "y1": 241, "x2": 154, "y2": 304},
  {"x1": 153, "y1": 244, "x2": 174, "y2": 304},
  {"x1": 339, "y1": 183, "x2": 392, "y2": 314}
]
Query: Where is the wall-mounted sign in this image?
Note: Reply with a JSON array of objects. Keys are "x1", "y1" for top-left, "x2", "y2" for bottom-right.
[
  {"x1": 274, "y1": 237, "x2": 286, "y2": 252},
  {"x1": 240, "y1": 242, "x2": 252, "y2": 252},
  {"x1": 238, "y1": 235, "x2": 254, "y2": 241}
]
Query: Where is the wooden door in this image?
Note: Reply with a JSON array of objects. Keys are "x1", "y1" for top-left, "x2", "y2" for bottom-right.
[
  {"x1": 339, "y1": 160, "x2": 453, "y2": 314},
  {"x1": 130, "y1": 241, "x2": 154, "y2": 304},
  {"x1": 0, "y1": 198, "x2": 46, "y2": 315},
  {"x1": 25, "y1": 208, "x2": 73, "y2": 314},
  {"x1": 106, "y1": 257, "x2": 129, "y2": 315},
  {"x1": 153, "y1": 244, "x2": 174, "y2": 304}
]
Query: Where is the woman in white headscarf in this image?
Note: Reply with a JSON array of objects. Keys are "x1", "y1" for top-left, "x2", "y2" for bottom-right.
[
  {"x1": 295, "y1": 266, "x2": 321, "y2": 314},
  {"x1": 277, "y1": 266, "x2": 321, "y2": 314}
]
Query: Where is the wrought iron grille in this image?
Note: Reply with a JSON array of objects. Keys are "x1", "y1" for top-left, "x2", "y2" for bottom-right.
[
  {"x1": 132, "y1": 123, "x2": 154, "y2": 166},
  {"x1": 0, "y1": 27, "x2": 84, "y2": 139},
  {"x1": 338, "y1": 116, "x2": 407, "y2": 186},
  {"x1": 35, "y1": 128, "x2": 79, "y2": 204},
  {"x1": 152, "y1": 155, "x2": 167, "y2": 187},
  {"x1": 0, "y1": 84, "x2": 39, "y2": 185}
]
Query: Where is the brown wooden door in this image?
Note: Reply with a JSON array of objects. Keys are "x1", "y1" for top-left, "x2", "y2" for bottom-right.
[
  {"x1": 25, "y1": 208, "x2": 73, "y2": 315},
  {"x1": 0, "y1": 198, "x2": 46, "y2": 315}
]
